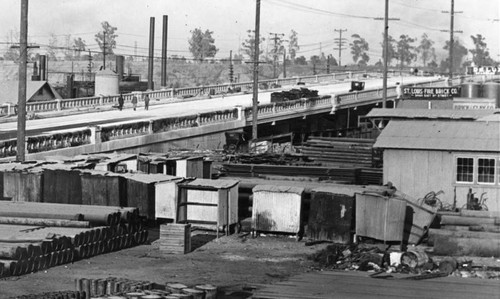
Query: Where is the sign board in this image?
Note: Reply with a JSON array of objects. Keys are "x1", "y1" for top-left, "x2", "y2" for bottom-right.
[
  {"x1": 466, "y1": 66, "x2": 499, "y2": 75},
  {"x1": 453, "y1": 98, "x2": 497, "y2": 110},
  {"x1": 403, "y1": 87, "x2": 461, "y2": 99}
]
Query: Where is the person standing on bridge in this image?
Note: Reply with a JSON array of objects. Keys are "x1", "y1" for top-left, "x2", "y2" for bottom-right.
[
  {"x1": 118, "y1": 94, "x2": 124, "y2": 111},
  {"x1": 131, "y1": 94, "x2": 138, "y2": 111},
  {"x1": 144, "y1": 94, "x2": 150, "y2": 110}
]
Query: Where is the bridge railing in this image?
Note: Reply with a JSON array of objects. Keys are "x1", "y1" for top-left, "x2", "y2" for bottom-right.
[
  {"x1": 1, "y1": 76, "x2": 451, "y2": 158},
  {"x1": 20, "y1": 71, "x2": 365, "y2": 114}
]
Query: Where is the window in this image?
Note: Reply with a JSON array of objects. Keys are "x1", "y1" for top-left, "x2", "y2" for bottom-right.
[
  {"x1": 478, "y1": 158, "x2": 495, "y2": 184},
  {"x1": 456, "y1": 157, "x2": 474, "y2": 183}
]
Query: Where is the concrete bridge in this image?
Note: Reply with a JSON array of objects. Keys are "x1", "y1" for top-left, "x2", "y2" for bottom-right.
[{"x1": 0, "y1": 72, "x2": 459, "y2": 161}]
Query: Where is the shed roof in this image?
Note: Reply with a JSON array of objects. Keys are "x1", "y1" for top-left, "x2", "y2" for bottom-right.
[
  {"x1": 119, "y1": 173, "x2": 182, "y2": 184},
  {"x1": 181, "y1": 178, "x2": 239, "y2": 189},
  {"x1": 0, "y1": 80, "x2": 62, "y2": 105},
  {"x1": 365, "y1": 108, "x2": 498, "y2": 120},
  {"x1": 253, "y1": 185, "x2": 304, "y2": 195},
  {"x1": 374, "y1": 120, "x2": 500, "y2": 152}
]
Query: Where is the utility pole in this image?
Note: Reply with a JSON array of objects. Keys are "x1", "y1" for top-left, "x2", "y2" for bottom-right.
[
  {"x1": 16, "y1": 0, "x2": 28, "y2": 162},
  {"x1": 229, "y1": 50, "x2": 234, "y2": 83},
  {"x1": 102, "y1": 31, "x2": 106, "y2": 70},
  {"x1": 442, "y1": 0, "x2": 462, "y2": 82},
  {"x1": 374, "y1": 1, "x2": 399, "y2": 108},
  {"x1": 283, "y1": 48, "x2": 286, "y2": 78},
  {"x1": 269, "y1": 32, "x2": 284, "y2": 78},
  {"x1": 334, "y1": 29, "x2": 347, "y2": 66},
  {"x1": 252, "y1": 0, "x2": 261, "y2": 146}
]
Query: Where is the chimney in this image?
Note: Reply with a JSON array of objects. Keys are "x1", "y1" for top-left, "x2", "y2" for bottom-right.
[
  {"x1": 116, "y1": 55, "x2": 124, "y2": 80},
  {"x1": 39, "y1": 55, "x2": 47, "y2": 81},
  {"x1": 148, "y1": 17, "x2": 155, "y2": 90},
  {"x1": 31, "y1": 61, "x2": 40, "y2": 81}
]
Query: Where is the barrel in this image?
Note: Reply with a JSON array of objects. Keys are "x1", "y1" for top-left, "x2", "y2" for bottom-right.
[
  {"x1": 401, "y1": 249, "x2": 429, "y2": 268},
  {"x1": 461, "y1": 83, "x2": 481, "y2": 98},
  {"x1": 482, "y1": 82, "x2": 500, "y2": 107}
]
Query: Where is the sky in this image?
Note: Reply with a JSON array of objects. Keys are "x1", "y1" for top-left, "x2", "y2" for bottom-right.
[{"x1": 0, "y1": 0, "x2": 498, "y2": 65}]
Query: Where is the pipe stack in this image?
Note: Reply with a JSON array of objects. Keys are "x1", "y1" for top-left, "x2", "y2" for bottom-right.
[
  {"x1": 0, "y1": 203, "x2": 145, "y2": 278},
  {"x1": 0, "y1": 202, "x2": 140, "y2": 226},
  {"x1": 7, "y1": 290, "x2": 87, "y2": 299},
  {"x1": 73, "y1": 277, "x2": 218, "y2": 299}
]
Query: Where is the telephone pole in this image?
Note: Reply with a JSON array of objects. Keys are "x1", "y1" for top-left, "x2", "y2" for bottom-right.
[
  {"x1": 375, "y1": 1, "x2": 399, "y2": 108},
  {"x1": 334, "y1": 29, "x2": 347, "y2": 66},
  {"x1": 17, "y1": 0, "x2": 28, "y2": 162},
  {"x1": 102, "y1": 31, "x2": 106, "y2": 70},
  {"x1": 442, "y1": 0, "x2": 462, "y2": 81},
  {"x1": 269, "y1": 32, "x2": 284, "y2": 78},
  {"x1": 252, "y1": 0, "x2": 261, "y2": 145}
]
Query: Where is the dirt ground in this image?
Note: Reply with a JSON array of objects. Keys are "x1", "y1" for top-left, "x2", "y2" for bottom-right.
[
  {"x1": 1, "y1": 225, "x2": 500, "y2": 299},
  {"x1": 0, "y1": 227, "x2": 332, "y2": 299}
]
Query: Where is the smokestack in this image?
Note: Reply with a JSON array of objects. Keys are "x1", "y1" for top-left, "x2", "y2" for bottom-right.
[
  {"x1": 148, "y1": 17, "x2": 155, "y2": 90},
  {"x1": 39, "y1": 55, "x2": 47, "y2": 81},
  {"x1": 161, "y1": 15, "x2": 168, "y2": 88},
  {"x1": 116, "y1": 55, "x2": 124, "y2": 80},
  {"x1": 31, "y1": 61, "x2": 40, "y2": 81}
]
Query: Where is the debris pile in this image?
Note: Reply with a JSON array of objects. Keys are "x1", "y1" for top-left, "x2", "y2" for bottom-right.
[{"x1": 309, "y1": 243, "x2": 500, "y2": 280}]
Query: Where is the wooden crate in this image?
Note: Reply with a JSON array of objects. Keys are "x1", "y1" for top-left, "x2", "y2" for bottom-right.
[
  {"x1": 252, "y1": 185, "x2": 304, "y2": 235},
  {"x1": 355, "y1": 193, "x2": 406, "y2": 242},
  {"x1": 308, "y1": 188, "x2": 355, "y2": 244},
  {"x1": 159, "y1": 223, "x2": 191, "y2": 254},
  {"x1": 176, "y1": 157, "x2": 204, "y2": 178}
]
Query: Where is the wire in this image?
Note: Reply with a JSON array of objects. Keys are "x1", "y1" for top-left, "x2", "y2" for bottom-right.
[{"x1": 267, "y1": 0, "x2": 377, "y2": 20}]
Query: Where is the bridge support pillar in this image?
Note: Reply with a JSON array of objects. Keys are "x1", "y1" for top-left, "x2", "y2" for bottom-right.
[
  {"x1": 149, "y1": 120, "x2": 154, "y2": 133},
  {"x1": 89, "y1": 126, "x2": 102, "y2": 145},
  {"x1": 235, "y1": 105, "x2": 243, "y2": 120}
]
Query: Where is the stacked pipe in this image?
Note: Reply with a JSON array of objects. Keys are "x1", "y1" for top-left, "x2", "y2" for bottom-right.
[
  {"x1": 0, "y1": 203, "x2": 146, "y2": 278},
  {"x1": 74, "y1": 277, "x2": 218, "y2": 299},
  {"x1": 7, "y1": 290, "x2": 87, "y2": 299},
  {"x1": 0, "y1": 202, "x2": 140, "y2": 226}
]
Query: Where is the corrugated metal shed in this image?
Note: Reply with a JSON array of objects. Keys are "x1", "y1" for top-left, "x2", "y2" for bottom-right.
[
  {"x1": 366, "y1": 108, "x2": 498, "y2": 120},
  {"x1": 374, "y1": 120, "x2": 500, "y2": 152}
]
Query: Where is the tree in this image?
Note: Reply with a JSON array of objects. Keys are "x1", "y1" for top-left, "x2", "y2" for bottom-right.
[
  {"x1": 350, "y1": 34, "x2": 370, "y2": 65},
  {"x1": 440, "y1": 38, "x2": 468, "y2": 74},
  {"x1": 95, "y1": 21, "x2": 118, "y2": 56},
  {"x1": 416, "y1": 33, "x2": 436, "y2": 67},
  {"x1": 241, "y1": 30, "x2": 265, "y2": 60},
  {"x1": 47, "y1": 33, "x2": 59, "y2": 61},
  {"x1": 395, "y1": 34, "x2": 417, "y2": 67},
  {"x1": 381, "y1": 34, "x2": 397, "y2": 66},
  {"x1": 73, "y1": 37, "x2": 86, "y2": 60},
  {"x1": 295, "y1": 55, "x2": 307, "y2": 65},
  {"x1": 288, "y1": 29, "x2": 299, "y2": 62},
  {"x1": 469, "y1": 34, "x2": 494, "y2": 66},
  {"x1": 188, "y1": 28, "x2": 218, "y2": 61},
  {"x1": 3, "y1": 30, "x2": 20, "y2": 61}
]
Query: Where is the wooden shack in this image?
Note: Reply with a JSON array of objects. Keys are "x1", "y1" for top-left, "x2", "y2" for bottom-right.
[
  {"x1": 251, "y1": 185, "x2": 304, "y2": 236},
  {"x1": 1, "y1": 164, "x2": 43, "y2": 202},
  {"x1": 176, "y1": 156, "x2": 204, "y2": 178},
  {"x1": 177, "y1": 179, "x2": 239, "y2": 234},
  {"x1": 355, "y1": 192, "x2": 406, "y2": 243},
  {"x1": 41, "y1": 165, "x2": 82, "y2": 204},
  {"x1": 94, "y1": 153, "x2": 138, "y2": 173},
  {"x1": 374, "y1": 119, "x2": 500, "y2": 211},
  {"x1": 308, "y1": 187, "x2": 355, "y2": 244},
  {"x1": 120, "y1": 173, "x2": 183, "y2": 219},
  {"x1": 80, "y1": 170, "x2": 127, "y2": 207}
]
